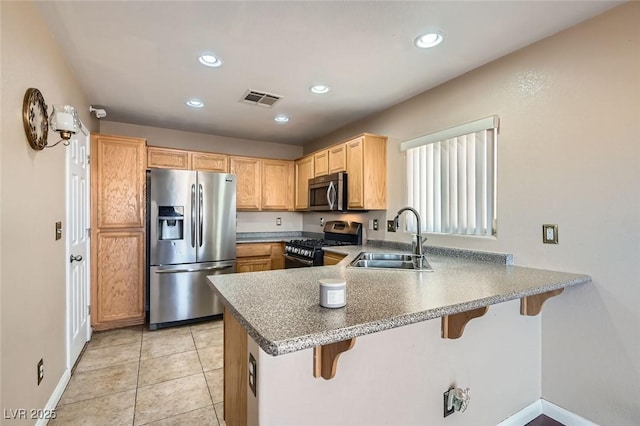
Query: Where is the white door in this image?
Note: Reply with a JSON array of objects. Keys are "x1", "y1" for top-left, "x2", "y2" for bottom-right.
[{"x1": 66, "y1": 124, "x2": 91, "y2": 369}]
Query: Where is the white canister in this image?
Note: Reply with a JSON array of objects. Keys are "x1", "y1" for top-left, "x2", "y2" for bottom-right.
[{"x1": 319, "y1": 278, "x2": 347, "y2": 308}]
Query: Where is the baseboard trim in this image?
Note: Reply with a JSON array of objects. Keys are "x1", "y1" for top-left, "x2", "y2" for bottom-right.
[
  {"x1": 497, "y1": 398, "x2": 599, "y2": 426},
  {"x1": 35, "y1": 368, "x2": 70, "y2": 426},
  {"x1": 540, "y1": 399, "x2": 599, "y2": 426},
  {"x1": 496, "y1": 400, "x2": 542, "y2": 426}
]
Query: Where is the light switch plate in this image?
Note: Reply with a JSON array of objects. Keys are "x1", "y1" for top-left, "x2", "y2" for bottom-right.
[{"x1": 542, "y1": 224, "x2": 558, "y2": 244}]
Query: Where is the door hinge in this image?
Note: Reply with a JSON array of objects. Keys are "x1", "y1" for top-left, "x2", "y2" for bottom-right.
[
  {"x1": 86, "y1": 228, "x2": 91, "y2": 238},
  {"x1": 87, "y1": 154, "x2": 90, "y2": 164},
  {"x1": 87, "y1": 305, "x2": 91, "y2": 315}
]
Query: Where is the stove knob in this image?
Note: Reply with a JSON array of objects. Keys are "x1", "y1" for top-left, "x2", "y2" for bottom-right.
[{"x1": 303, "y1": 249, "x2": 309, "y2": 257}]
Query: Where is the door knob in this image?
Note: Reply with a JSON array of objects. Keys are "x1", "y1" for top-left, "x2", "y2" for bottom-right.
[{"x1": 70, "y1": 254, "x2": 83, "y2": 263}]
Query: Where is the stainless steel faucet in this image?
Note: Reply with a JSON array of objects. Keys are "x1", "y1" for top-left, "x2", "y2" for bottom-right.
[{"x1": 394, "y1": 207, "x2": 432, "y2": 270}]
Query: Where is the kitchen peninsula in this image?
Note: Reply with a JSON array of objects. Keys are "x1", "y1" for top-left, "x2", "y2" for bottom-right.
[{"x1": 209, "y1": 246, "x2": 590, "y2": 426}]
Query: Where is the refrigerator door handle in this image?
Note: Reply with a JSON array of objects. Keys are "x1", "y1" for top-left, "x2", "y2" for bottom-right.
[
  {"x1": 190, "y1": 184, "x2": 196, "y2": 247},
  {"x1": 154, "y1": 264, "x2": 235, "y2": 274},
  {"x1": 198, "y1": 183, "x2": 204, "y2": 247}
]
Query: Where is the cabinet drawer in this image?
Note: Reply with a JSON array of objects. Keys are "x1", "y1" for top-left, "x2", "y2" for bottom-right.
[{"x1": 237, "y1": 243, "x2": 272, "y2": 257}]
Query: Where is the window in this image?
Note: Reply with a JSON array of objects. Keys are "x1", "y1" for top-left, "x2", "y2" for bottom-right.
[{"x1": 400, "y1": 115, "x2": 498, "y2": 236}]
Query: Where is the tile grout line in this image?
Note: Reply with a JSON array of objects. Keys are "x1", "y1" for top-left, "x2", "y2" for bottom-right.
[
  {"x1": 192, "y1": 327, "x2": 225, "y2": 425},
  {"x1": 131, "y1": 327, "x2": 144, "y2": 426}
]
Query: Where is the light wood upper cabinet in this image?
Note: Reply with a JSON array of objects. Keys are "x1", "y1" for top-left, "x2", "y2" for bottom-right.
[
  {"x1": 345, "y1": 134, "x2": 387, "y2": 210},
  {"x1": 294, "y1": 155, "x2": 314, "y2": 210},
  {"x1": 328, "y1": 144, "x2": 347, "y2": 173},
  {"x1": 262, "y1": 159, "x2": 294, "y2": 211},
  {"x1": 314, "y1": 150, "x2": 329, "y2": 177},
  {"x1": 147, "y1": 146, "x2": 190, "y2": 170},
  {"x1": 230, "y1": 156, "x2": 261, "y2": 210},
  {"x1": 191, "y1": 152, "x2": 228, "y2": 172},
  {"x1": 94, "y1": 134, "x2": 147, "y2": 228},
  {"x1": 148, "y1": 146, "x2": 228, "y2": 172}
]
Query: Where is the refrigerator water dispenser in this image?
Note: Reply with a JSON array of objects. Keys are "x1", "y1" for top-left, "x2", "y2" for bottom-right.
[{"x1": 158, "y1": 206, "x2": 184, "y2": 240}]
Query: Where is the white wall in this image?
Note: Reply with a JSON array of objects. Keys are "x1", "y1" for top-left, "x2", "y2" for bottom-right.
[
  {"x1": 99, "y1": 121, "x2": 303, "y2": 160},
  {"x1": 0, "y1": 2, "x2": 97, "y2": 422},
  {"x1": 304, "y1": 4, "x2": 640, "y2": 424},
  {"x1": 237, "y1": 212, "x2": 302, "y2": 234},
  {"x1": 252, "y1": 300, "x2": 540, "y2": 425}
]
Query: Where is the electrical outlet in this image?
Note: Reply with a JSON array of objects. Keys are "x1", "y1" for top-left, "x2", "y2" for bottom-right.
[
  {"x1": 387, "y1": 220, "x2": 396, "y2": 232},
  {"x1": 373, "y1": 219, "x2": 379, "y2": 231},
  {"x1": 320, "y1": 217, "x2": 324, "y2": 227},
  {"x1": 542, "y1": 224, "x2": 558, "y2": 244},
  {"x1": 37, "y1": 358, "x2": 44, "y2": 385},
  {"x1": 276, "y1": 217, "x2": 282, "y2": 226}
]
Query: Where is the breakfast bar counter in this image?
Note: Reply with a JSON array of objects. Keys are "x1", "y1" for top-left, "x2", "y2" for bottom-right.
[{"x1": 209, "y1": 245, "x2": 591, "y2": 356}]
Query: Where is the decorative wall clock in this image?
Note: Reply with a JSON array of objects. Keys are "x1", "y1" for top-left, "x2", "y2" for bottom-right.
[{"x1": 22, "y1": 88, "x2": 49, "y2": 150}]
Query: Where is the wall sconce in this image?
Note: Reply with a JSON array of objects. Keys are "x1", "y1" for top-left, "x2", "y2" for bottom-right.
[
  {"x1": 22, "y1": 87, "x2": 80, "y2": 150},
  {"x1": 49, "y1": 105, "x2": 80, "y2": 147}
]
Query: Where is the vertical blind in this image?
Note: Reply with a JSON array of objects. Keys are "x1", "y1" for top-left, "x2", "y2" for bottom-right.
[{"x1": 400, "y1": 116, "x2": 498, "y2": 236}]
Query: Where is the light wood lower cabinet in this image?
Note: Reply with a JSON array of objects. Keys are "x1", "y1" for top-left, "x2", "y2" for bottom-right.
[
  {"x1": 236, "y1": 242, "x2": 285, "y2": 273},
  {"x1": 323, "y1": 251, "x2": 347, "y2": 266},
  {"x1": 93, "y1": 231, "x2": 145, "y2": 329},
  {"x1": 224, "y1": 307, "x2": 247, "y2": 426},
  {"x1": 236, "y1": 257, "x2": 271, "y2": 273}
]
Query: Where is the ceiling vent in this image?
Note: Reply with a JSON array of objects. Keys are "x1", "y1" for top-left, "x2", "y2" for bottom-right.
[{"x1": 241, "y1": 90, "x2": 282, "y2": 107}]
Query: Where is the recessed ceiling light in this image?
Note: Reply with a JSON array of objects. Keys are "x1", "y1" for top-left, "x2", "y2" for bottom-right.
[
  {"x1": 198, "y1": 54, "x2": 223, "y2": 67},
  {"x1": 274, "y1": 114, "x2": 289, "y2": 123},
  {"x1": 414, "y1": 32, "x2": 443, "y2": 49},
  {"x1": 309, "y1": 85, "x2": 330, "y2": 94},
  {"x1": 186, "y1": 98, "x2": 204, "y2": 108}
]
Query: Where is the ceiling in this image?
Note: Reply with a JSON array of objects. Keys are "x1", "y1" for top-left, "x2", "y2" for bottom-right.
[{"x1": 37, "y1": 1, "x2": 620, "y2": 146}]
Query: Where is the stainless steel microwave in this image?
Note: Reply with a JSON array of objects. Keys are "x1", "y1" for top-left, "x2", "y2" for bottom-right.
[{"x1": 308, "y1": 172, "x2": 348, "y2": 211}]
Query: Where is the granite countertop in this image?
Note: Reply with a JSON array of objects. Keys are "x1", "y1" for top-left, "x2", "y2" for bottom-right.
[{"x1": 209, "y1": 245, "x2": 591, "y2": 356}]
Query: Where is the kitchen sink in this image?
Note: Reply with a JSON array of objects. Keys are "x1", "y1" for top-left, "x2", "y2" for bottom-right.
[
  {"x1": 356, "y1": 253, "x2": 415, "y2": 262},
  {"x1": 349, "y1": 252, "x2": 433, "y2": 271}
]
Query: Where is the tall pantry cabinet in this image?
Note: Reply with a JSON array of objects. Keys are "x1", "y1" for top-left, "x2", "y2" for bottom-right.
[{"x1": 90, "y1": 134, "x2": 146, "y2": 330}]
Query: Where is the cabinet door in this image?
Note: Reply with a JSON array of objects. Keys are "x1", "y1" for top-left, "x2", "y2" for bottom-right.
[
  {"x1": 192, "y1": 152, "x2": 228, "y2": 172},
  {"x1": 147, "y1": 146, "x2": 190, "y2": 170},
  {"x1": 270, "y1": 242, "x2": 285, "y2": 270},
  {"x1": 262, "y1": 159, "x2": 293, "y2": 211},
  {"x1": 323, "y1": 251, "x2": 347, "y2": 266},
  {"x1": 236, "y1": 257, "x2": 271, "y2": 273},
  {"x1": 345, "y1": 137, "x2": 365, "y2": 209},
  {"x1": 314, "y1": 150, "x2": 329, "y2": 177},
  {"x1": 93, "y1": 135, "x2": 146, "y2": 228},
  {"x1": 294, "y1": 155, "x2": 314, "y2": 210},
  {"x1": 94, "y1": 230, "x2": 145, "y2": 326},
  {"x1": 328, "y1": 144, "x2": 347, "y2": 173},
  {"x1": 230, "y1": 157, "x2": 261, "y2": 210}
]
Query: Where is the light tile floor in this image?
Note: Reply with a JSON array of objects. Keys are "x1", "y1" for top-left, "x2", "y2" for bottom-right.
[{"x1": 52, "y1": 319, "x2": 225, "y2": 425}]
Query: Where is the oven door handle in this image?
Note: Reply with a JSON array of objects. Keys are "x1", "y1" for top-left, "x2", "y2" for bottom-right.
[{"x1": 283, "y1": 253, "x2": 315, "y2": 266}]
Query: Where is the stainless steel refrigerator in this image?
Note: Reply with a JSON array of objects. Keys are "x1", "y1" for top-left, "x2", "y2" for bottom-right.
[{"x1": 147, "y1": 169, "x2": 236, "y2": 330}]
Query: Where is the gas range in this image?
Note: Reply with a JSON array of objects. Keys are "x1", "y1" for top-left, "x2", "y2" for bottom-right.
[{"x1": 284, "y1": 221, "x2": 362, "y2": 267}]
